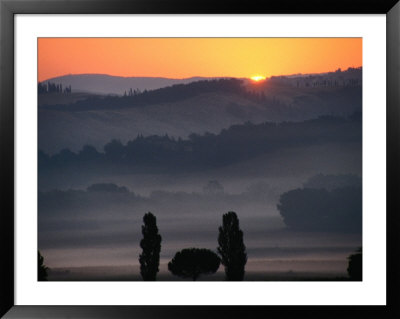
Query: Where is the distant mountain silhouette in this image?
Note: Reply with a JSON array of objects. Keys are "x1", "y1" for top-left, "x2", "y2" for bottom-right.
[
  {"x1": 41, "y1": 74, "x2": 220, "y2": 96},
  {"x1": 41, "y1": 67, "x2": 361, "y2": 96}
]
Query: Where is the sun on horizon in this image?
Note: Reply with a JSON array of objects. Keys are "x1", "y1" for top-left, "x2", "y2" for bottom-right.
[
  {"x1": 250, "y1": 75, "x2": 266, "y2": 82},
  {"x1": 38, "y1": 38, "x2": 362, "y2": 82}
]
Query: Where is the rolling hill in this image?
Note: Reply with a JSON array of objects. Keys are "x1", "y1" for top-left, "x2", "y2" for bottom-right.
[
  {"x1": 38, "y1": 71, "x2": 362, "y2": 154},
  {"x1": 41, "y1": 74, "x2": 218, "y2": 96}
]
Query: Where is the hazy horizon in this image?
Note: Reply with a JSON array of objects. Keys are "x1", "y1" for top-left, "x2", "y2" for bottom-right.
[
  {"x1": 38, "y1": 38, "x2": 362, "y2": 81},
  {"x1": 38, "y1": 38, "x2": 363, "y2": 281},
  {"x1": 39, "y1": 65, "x2": 363, "y2": 83}
]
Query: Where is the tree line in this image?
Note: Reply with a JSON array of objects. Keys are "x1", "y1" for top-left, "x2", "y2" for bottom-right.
[
  {"x1": 39, "y1": 78, "x2": 267, "y2": 111},
  {"x1": 38, "y1": 113, "x2": 361, "y2": 173},
  {"x1": 38, "y1": 82, "x2": 72, "y2": 94}
]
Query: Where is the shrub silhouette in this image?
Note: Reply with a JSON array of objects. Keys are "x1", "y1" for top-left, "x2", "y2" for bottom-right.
[
  {"x1": 139, "y1": 212, "x2": 162, "y2": 281},
  {"x1": 277, "y1": 187, "x2": 362, "y2": 232},
  {"x1": 38, "y1": 251, "x2": 49, "y2": 281},
  {"x1": 347, "y1": 247, "x2": 362, "y2": 280},
  {"x1": 168, "y1": 248, "x2": 220, "y2": 281},
  {"x1": 218, "y1": 211, "x2": 247, "y2": 281}
]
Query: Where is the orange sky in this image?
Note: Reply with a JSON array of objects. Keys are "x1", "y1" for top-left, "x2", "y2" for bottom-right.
[{"x1": 38, "y1": 38, "x2": 362, "y2": 82}]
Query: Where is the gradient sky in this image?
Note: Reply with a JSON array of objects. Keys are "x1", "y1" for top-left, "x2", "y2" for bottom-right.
[{"x1": 38, "y1": 38, "x2": 362, "y2": 82}]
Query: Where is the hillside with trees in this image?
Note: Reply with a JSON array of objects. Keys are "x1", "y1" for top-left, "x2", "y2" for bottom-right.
[
  {"x1": 38, "y1": 113, "x2": 361, "y2": 174},
  {"x1": 38, "y1": 75, "x2": 362, "y2": 153}
]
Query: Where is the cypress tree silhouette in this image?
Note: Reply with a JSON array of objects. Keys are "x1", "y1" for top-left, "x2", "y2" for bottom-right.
[
  {"x1": 347, "y1": 247, "x2": 362, "y2": 280},
  {"x1": 168, "y1": 248, "x2": 220, "y2": 281},
  {"x1": 218, "y1": 211, "x2": 247, "y2": 281},
  {"x1": 139, "y1": 212, "x2": 162, "y2": 281},
  {"x1": 38, "y1": 251, "x2": 49, "y2": 281}
]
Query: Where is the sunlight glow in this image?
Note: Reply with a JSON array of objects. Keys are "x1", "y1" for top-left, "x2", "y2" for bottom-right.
[
  {"x1": 38, "y1": 39, "x2": 362, "y2": 82},
  {"x1": 251, "y1": 75, "x2": 266, "y2": 82}
]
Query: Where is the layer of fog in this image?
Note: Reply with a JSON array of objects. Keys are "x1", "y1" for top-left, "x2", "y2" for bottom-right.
[
  {"x1": 38, "y1": 142, "x2": 362, "y2": 194},
  {"x1": 39, "y1": 172, "x2": 362, "y2": 278}
]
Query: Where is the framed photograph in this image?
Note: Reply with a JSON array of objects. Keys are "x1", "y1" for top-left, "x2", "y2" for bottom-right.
[{"x1": 1, "y1": 0, "x2": 399, "y2": 318}]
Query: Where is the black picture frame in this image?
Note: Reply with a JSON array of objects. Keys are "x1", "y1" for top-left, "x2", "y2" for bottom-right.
[{"x1": 1, "y1": 0, "x2": 399, "y2": 318}]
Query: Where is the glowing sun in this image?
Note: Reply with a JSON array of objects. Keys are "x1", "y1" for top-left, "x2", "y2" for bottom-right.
[{"x1": 250, "y1": 75, "x2": 266, "y2": 82}]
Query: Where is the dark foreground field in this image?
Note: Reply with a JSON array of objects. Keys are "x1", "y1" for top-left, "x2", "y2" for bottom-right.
[{"x1": 47, "y1": 265, "x2": 350, "y2": 282}]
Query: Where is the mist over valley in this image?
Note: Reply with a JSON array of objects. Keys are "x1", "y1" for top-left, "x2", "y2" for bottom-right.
[{"x1": 38, "y1": 68, "x2": 363, "y2": 281}]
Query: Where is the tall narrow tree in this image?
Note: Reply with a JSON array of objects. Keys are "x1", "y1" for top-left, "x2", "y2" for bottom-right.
[
  {"x1": 38, "y1": 251, "x2": 49, "y2": 281},
  {"x1": 217, "y1": 211, "x2": 247, "y2": 281},
  {"x1": 139, "y1": 212, "x2": 162, "y2": 281}
]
